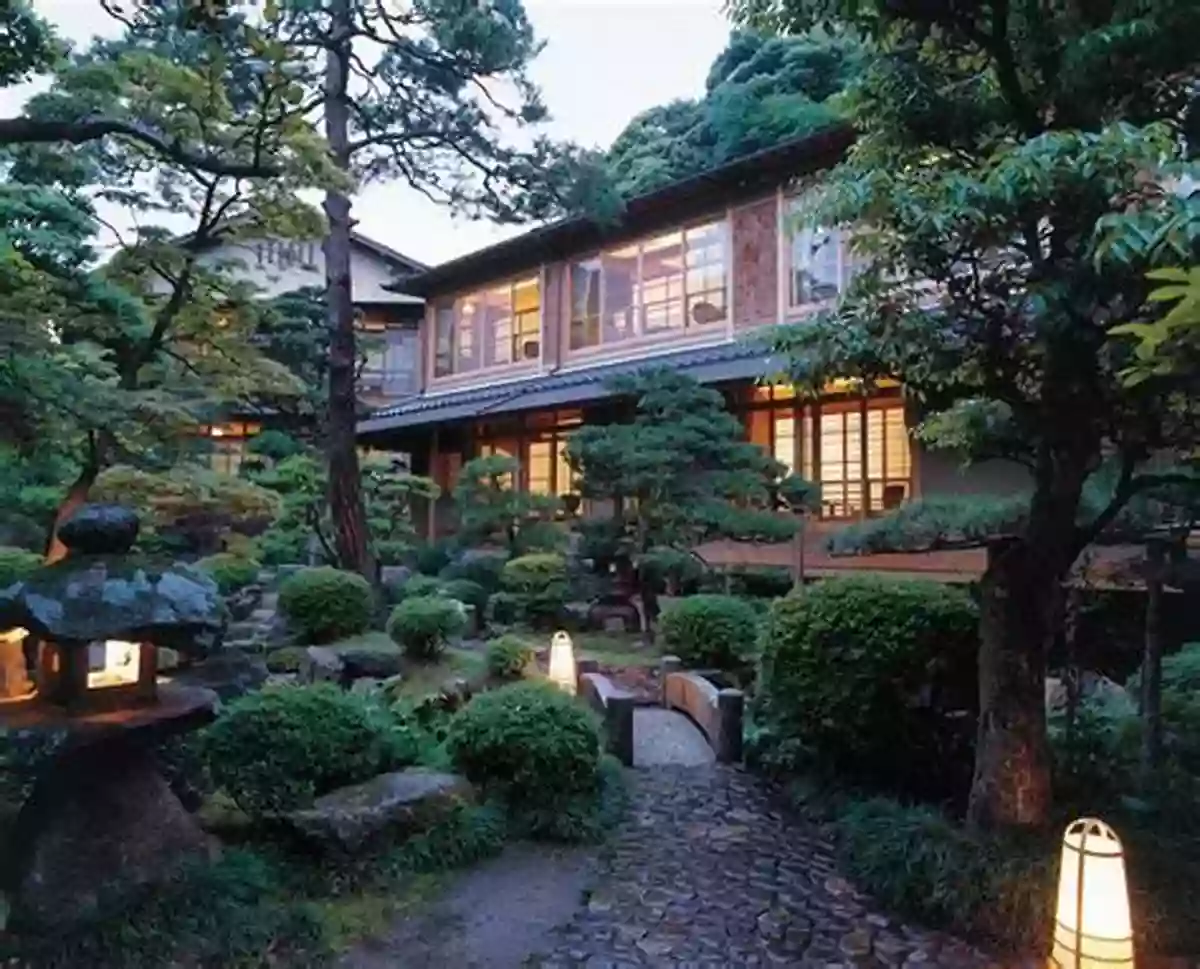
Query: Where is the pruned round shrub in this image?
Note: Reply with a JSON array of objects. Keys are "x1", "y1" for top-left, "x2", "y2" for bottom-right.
[
  {"x1": 398, "y1": 574, "x2": 443, "y2": 599},
  {"x1": 756, "y1": 577, "x2": 978, "y2": 799},
  {"x1": 413, "y1": 541, "x2": 452, "y2": 576},
  {"x1": 500, "y1": 552, "x2": 567, "y2": 593},
  {"x1": 485, "y1": 635, "x2": 536, "y2": 681},
  {"x1": 441, "y1": 549, "x2": 508, "y2": 591},
  {"x1": 446, "y1": 681, "x2": 602, "y2": 818},
  {"x1": 0, "y1": 546, "x2": 41, "y2": 589},
  {"x1": 199, "y1": 684, "x2": 416, "y2": 817},
  {"x1": 196, "y1": 552, "x2": 261, "y2": 594},
  {"x1": 277, "y1": 566, "x2": 373, "y2": 644},
  {"x1": 387, "y1": 595, "x2": 467, "y2": 660},
  {"x1": 439, "y1": 577, "x2": 486, "y2": 612},
  {"x1": 660, "y1": 594, "x2": 759, "y2": 669}
]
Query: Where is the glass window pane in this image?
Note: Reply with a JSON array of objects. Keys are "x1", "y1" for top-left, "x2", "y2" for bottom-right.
[
  {"x1": 455, "y1": 297, "x2": 479, "y2": 372},
  {"x1": 481, "y1": 284, "x2": 512, "y2": 368},
  {"x1": 685, "y1": 221, "x2": 727, "y2": 327},
  {"x1": 570, "y1": 258, "x2": 602, "y2": 350},
  {"x1": 791, "y1": 225, "x2": 842, "y2": 306},
  {"x1": 773, "y1": 413, "x2": 796, "y2": 474},
  {"x1": 639, "y1": 231, "x2": 685, "y2": 335},
  {"x1": 554, "y1": 434, "x2": 579, "y2": 495},
  {"x1": 527, "y1": 439, "x2": 552, "y2": 495},
  {"x1": 602, "y1": 245, "x2": 638, "y2": 344},
  {"x1": 434, "y1": 305, "x2": 454, "y2": 377},
  {"x1": 513, "y1": 277, "x2": 540, "y2": 362}
]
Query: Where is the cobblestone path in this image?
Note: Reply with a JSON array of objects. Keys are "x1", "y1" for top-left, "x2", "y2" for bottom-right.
[{"x1": 531, "y1": 765, "x2": 995, "y2": 969}]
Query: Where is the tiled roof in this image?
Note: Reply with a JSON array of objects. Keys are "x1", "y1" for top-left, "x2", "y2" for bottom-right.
[{"x1": 358, "y1": 338, "x2": 778, "y2": 435}]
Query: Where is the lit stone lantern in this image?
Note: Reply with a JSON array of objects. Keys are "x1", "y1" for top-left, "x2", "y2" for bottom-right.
[
  {"x1": 0, "y1": 504, "x2": 224, "y2": 713},
  {"x1": 548, "y1": 630, "x2": 578, "y2": 695},
  {"x1": 1051, "y1": 817, "x2": 1135, "y2": 969}
]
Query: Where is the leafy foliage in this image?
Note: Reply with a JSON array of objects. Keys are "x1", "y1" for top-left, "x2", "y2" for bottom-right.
[
  {"x1": 452, "y1": 455, "x2": 561, "y2": 555},
  {"x1": 734, "y1": 0, "x2": 1200, "y2": 828},
  {"x1": 659, "y1": 594, "x2": 760, "y2": 670},
  {"x1": 606, "y1": 29, "x2": 858, "y2": 197},
  {"x1": 755, "y1": 578, "x2": 978, "y2": 799},
  {"x1": 199, "y1": 684, "x2": 418, "y2": 818},
  {"x1": 568, "y1": 370, "x2": 803, "y2": 631},
  {"x1": 0, "y1": 546, "x2": 41, "y2": 588},
  {"x1": 446, "y1": 681, "x2": 603, "y2": 835},
  {"x1": 195, "y1": 552, "x2": 261, "y2": 595},
  {"x1": 496, "y1": 551, "x2": 570, "y2": 628},
  {"x1": 278, "y1": 566, "x2": 374, "y2": 644},
  {"x1": 484, "y1": 634, "x2": 537, "y2": 681},
  {"x1": 386, "y1": 595, "x2": 468, "y2": 661}
]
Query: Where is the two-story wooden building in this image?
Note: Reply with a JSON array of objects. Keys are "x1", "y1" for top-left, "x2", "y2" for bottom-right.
[{"x1": 359, "y1": 128, "x2": 1033, "y2": 580}]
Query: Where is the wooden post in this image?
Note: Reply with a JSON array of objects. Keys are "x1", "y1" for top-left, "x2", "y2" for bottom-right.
[{"x1": 1140, "y1": 537, "x2": 1167, "y2": 789}]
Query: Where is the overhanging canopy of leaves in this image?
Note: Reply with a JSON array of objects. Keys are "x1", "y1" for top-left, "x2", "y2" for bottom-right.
[
  {"x1": 735, "y1": 0, "x2": 1200, "y2": 558},
  {"x1": 566, "y1": 370, "x2": 808, "y2": 559},
  {"x1": 606, "y1": 28, "x2": 859, "y2": 197}
]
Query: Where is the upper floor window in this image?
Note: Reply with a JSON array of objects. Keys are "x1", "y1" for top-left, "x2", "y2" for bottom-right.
[
  {"x1": 569, "y1": 219, "x2": 727, "y2": 352},
  {"x1": 432, "y1": 275, "x2": 541, "y2": 379},
  {"x1": 785, "y1": 195, "x2": 857, "y2": 312}
]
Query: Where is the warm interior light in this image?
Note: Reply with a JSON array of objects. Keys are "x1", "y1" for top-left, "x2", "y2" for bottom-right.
[
  {"x1": 0, "y1": 627, "x2": 28, "y2": 644},
  {"x1": 86, "y1": 639, "x2": 141, "y2": 689},
  {"x1": 548, "y1": 630, "x2": 577, "y2": 695},
  {"x1": 1051, "y1": 818, "x2": 1135, "y2": 969}
]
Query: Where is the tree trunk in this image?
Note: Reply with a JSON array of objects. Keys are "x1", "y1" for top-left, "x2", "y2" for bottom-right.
[
  {"x1": 1139, "y1": 537, "x2": 1167, "y2": 791},
  {"x1": 322, "y1": 0, "x2": 375, "y2": 583},
  {"x1": 967, "y1": 536, "x2": 1062, "y2": 830}
]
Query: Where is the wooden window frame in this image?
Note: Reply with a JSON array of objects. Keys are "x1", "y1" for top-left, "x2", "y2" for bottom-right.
[
  {"x1": 567, "y1": 217, "x2": 730, "y2": 353},
  {"x1": 430, "y1": 274, "x2": 542, "y2": 380}
]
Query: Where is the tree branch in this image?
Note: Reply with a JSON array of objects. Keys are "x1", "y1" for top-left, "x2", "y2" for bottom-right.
[{"x1": 0, "y1": 116, "x2": 281, "y2": 178}]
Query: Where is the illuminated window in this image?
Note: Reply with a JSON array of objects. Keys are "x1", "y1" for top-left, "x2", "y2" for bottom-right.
[
  {"x1": 568, "y1": 219, "x2": 727, "y2": 350},
  {"x1": 431, "y1": 277, "x2": 540, "y2": 378},
  {"x1": 202, "y1": 422, "x2": 261, "y2": 477},
  {"x1": 740, "y1": 396, "x2": 908, "y2": 519},
  {"x1": 527, "y1": 438, "x2": 552, "y2": 495},
  {"x1": 477, "y1": 437, "x2": 518, "y2": 488}
]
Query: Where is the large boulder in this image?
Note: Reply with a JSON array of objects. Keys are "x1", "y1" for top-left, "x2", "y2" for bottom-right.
[
  {"x1": 299, "y1": 645, "x2": 344, "y2": 685},
  {"x1": 173, "y1": 651, "x2": 268, "y2": 702},
  {"x1": 338, "y1": 647, "x2": 404, "y2": 681},
  {"x1": 286, "y1": 768, "x2": 474, "y2": 853}
]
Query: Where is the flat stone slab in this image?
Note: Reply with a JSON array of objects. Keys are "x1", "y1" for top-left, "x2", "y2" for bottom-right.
[
  {"x1": 633, "y1": 708, "x2": 715, "y2": 768},
  {"x1": 287, "y1": 768, "x2": 474, "y2": 853}
]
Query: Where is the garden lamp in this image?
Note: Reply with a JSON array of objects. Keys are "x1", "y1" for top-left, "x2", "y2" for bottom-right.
[
  {"x1": 1051, "y1": 817, "x2": 1135, "y2": 969},
  {"x1": 548, "y1": 630, "x2": 577, "y2": 696}
]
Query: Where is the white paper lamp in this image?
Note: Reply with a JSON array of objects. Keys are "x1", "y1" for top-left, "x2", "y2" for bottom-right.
[
  {"x1": 548, "y1": 630, "x2": 577, "y2": 695},
  {"x1": 1051, "y1": 818, "x2": 1135, "y2": 969}
]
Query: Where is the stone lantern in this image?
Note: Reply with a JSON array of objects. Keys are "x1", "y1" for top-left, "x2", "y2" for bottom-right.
[
  {"x1": 0, "y1": 504, "x2": 228, "y2": 930},
  {"x1": 0, "y1": 505, "x2": 224, "y2": 714}
]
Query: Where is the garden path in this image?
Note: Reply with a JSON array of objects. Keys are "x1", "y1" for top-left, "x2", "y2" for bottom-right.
[{"x1": 340, "y1": 755, "x2": 999, "y2": 969}]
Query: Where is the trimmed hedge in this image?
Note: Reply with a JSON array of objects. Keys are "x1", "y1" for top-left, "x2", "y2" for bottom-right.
[
  {"x1": 277, "y1": 566, "x2": 373, "y2": 644},
  {"x1": 386, "y1": 595, "x2": 467, "y2": 660},
  {"x1": 195, "y1": 552, "x2": 261, "y2": 594},
  {"x1": 755, "y1": 577, "x2": 978, "y2": 800},
  {"x1": 446, "y1": 681, "x2": 602, "y2": 829},
  {"x1": 659, "y1": 594, "x2": 759, "y2": 669},
  {"x1": 199, "y1": 684, "x2": 416, "y2": 817},
  {"x1": 485, "y1": 635, "x2": 536, "y2": 681}
]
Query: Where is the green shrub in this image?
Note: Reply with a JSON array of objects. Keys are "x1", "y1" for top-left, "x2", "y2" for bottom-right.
[
  {"x1": 835, "y1": 797, "x2": 1055, "y2": 951},
  {"x1": 413, "y1": 541, "x2": 453, "y2": 576},
  {"x1": 659, "y1": 594, "x2": 759, "y2": 669},
  {"x1": 195, "y1": 552, "x2": 261, "y2": 594},
  {"x1": 727, "y1": 565, "x2": 794, "y2": 599},
  {"x1": 440, "y1": 549, "x2": 508, "y2": 590},
  {"x1": 446, "y1": 681, "x2": 602, "y2": 820},
  {"x1": 398, "y1": 574, "x2": 443, "y2": 599},
  {"x1": 485, "y1": 591, "x2": 524, "y2": 626},
  {"x1": 264, "y1": 646, "x2": 307, "y2": 674},
  {"x1": 755, "y1": 577, "x2": 978, "y2": 800},
  {"x1": 500, "y1": 552, "x2": 567, "y2": 593},
  {"x1": 199, "y1": 684, "x2": 416, "y2": 817},
  {"x1": 485, "y1": 635, "x2": 536, "y2": 680},
  {"x1": 439, "y1": 577, "x2": 487, "y2": 612},
  {"x1": 277, "y1": 566, "x2": 373, "y2": 644},
  {"x1": 386, "y1": 595, "x2": 467, "y2": 660},
  {"x1": 0, "y1": 546, "x2": 41, "y2": 589}
]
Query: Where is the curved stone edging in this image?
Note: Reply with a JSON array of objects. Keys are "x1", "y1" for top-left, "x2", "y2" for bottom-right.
[
  {"x1": 660, "y1": 658, "x2": 744, "y2": 764},
  {"x1": 578, "y1": 661, "x2": 635, "y2": 767}
]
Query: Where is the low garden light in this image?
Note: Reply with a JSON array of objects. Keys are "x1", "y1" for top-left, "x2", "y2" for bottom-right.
[
  {"x1": 548, "y1": 630, "x2": 577, "y2": 695},
  {"x1": 1051, "y1": 818, "x2": 1135, "y2": 969}
]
